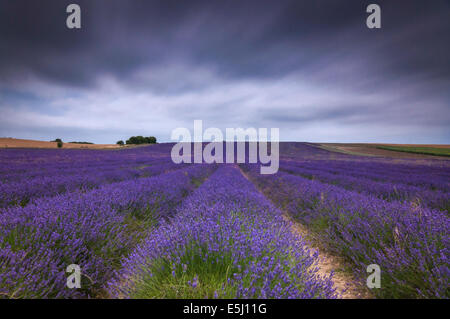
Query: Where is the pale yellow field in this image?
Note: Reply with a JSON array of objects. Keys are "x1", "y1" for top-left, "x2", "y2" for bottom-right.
[{"x1": 0, "y1": 138, "x2": 121, "y2": 149}]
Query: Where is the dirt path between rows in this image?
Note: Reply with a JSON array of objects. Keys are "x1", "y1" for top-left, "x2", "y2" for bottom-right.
[
  {"x1": 281, "y1": 214, "x2": 370, "y2": 299},
  {"x1": 238, "y1": 166, "x2": 371, "y2": 299}
]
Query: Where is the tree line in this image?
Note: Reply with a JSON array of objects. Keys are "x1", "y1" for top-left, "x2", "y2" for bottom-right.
[{"x1": 116, "y1": 136, "x2": 157, "y2": 145}]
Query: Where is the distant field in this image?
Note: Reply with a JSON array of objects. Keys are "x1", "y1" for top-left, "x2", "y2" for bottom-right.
[
  {"x1": 0, "y1": 142, "x2": 448, "y2": 299},
  {"x1": 320, "y1": 143, "x2": 450, "y2": 159},
  {"x1": 377, "y1": 145, "x2": 450, "y2": 157},
  {"x1": 0, "y1": 138, "x2": 120, "y2": 149}
]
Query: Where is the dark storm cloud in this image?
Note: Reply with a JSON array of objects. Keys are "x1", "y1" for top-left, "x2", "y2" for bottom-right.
[
  {"x1": 1, "y1": 0, "x2": 447, "y2": 86},
  {"x1": 0, "y1": 0, "x2": 449, "y2": 143}
]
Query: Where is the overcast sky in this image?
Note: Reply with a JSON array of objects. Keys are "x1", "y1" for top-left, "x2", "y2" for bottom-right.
[{"x1": 0, "y1": 0, "x2": 449, "y2": 143}]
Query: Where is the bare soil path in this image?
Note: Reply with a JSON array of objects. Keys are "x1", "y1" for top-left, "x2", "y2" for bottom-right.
[{"x1": 282, "y1": 213, "x2": 370, "y2": 299}]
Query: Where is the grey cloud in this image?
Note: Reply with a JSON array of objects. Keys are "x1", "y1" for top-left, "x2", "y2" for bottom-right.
[{"x1": 0, "y1": 0, "x2": 449, "y2": 143}]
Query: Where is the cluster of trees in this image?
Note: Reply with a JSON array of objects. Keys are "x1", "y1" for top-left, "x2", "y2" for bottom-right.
[
  {"x1": 116, "y1": 136, "x2": 157, "y2": 146},
  {"x1": 52, "y1": 138, "x2": 63, "y2": 148}
]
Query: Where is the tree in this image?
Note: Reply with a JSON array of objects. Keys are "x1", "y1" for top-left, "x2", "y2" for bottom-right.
[
  {"x1": 57, "y1": 141, "x2": 63, "y2": 148},
  {"x1": 116, "y1": 140, "x2": 124, "y2": 146},
  {"x1": 53, "y1": 138, "x2": 62, "y2": 143},
  {"x1": 146, "y1": 136, "x2": 157, "y2": 144}
]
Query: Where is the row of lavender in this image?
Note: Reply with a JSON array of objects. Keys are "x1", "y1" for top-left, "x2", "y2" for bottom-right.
[
  {"x1": 0, "y1": 163, "x2": 215, "y2": 298},
  {"x1": 242, "y1": 163, "x2": 449, "y2": 298},
  {"x1": 0, "y1": 156, "x2": 166, "y2": 183},
  {"x1": 0, "y1": 145, "x2": 174, "y2": 181},
  {"x1": 0, "y1": 146, "x2": 187, "y2": 208},
  {"x1": 280, "y1": 161, "x2": 449, "y2": 212},
  {"x1": 108, "y1": 166, "x2": 337, "y2": 299},
  {"x1": 0, "y1": 161, "x2": 186, "y2": 208},
  {"x1": 281, "y1": 158, "x2": 450, "y2": 192}
]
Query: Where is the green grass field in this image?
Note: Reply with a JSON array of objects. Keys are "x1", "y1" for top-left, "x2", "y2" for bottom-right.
[{"x1": 376, "y1": 145, "x2": 450, "y2": 157}]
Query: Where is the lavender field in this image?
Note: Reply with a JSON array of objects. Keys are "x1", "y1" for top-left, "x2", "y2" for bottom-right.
[{"x1": 0, "y1": 143, "x2": 448, "y2": 299}]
